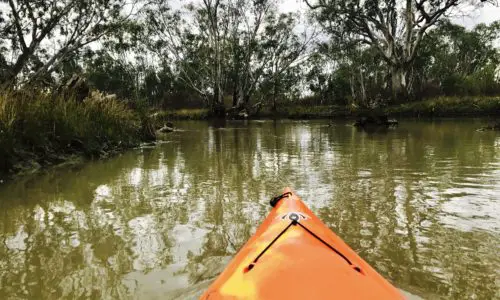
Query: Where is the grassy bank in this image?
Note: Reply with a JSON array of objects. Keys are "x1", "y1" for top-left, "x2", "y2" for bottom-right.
[
  {"x1": 0, "y1": 90, "x2": 150, "y2": 178},
  {"x1": 275, "y1": 96, "x2": 500, "y2": 118},
  {"x1": 159, "y1": 96, "x2": 500, "y2": 120},
  {"x1": 3, "y1": 94, "x2": 496, "y2": 178},
  {"x1": 152, "y1": 108, "x2": 211, "y2": 120},
  {"x1": 156, "y1": 105, "x2": 351, "y2": 120},
  {"x1": 387, "y1": 96, "x2": 500, "y2": 117},
  {"x1": 258, "y1": 105, "x2": 351, "y2": 119}
]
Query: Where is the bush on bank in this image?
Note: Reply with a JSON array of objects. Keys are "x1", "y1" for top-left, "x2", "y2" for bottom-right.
[
  {"x1": 152, "y1": 108, "x2": 211, "y2": 120},
  {"x1": 148, "y1": 96, "x2": 500, "y2": 121},
  {"x1": 386, "y1": 96, "x2": 500, "y2": 117},
  {"x1": 0, "y1": 90, "x2": 146, "y2": 175}
]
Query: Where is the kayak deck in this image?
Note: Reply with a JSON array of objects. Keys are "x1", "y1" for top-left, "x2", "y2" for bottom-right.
[{"x1": 201, "y1": 188, "x2": 404, "y2": 299}]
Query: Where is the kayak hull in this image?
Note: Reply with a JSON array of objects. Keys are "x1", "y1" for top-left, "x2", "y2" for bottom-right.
[{"x1": 200, "y1": 188, "x2": 403, "y2": 299}]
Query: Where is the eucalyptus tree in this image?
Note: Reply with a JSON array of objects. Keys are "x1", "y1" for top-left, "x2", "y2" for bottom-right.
[
  {"x1": 197, "y1": 0, "x2": 227, "y2": 113},
  {"x1": 144, "y1": 0, "x2": 313, "y2": 113},
  {"x1": 83, "y1": 50, "x2": 137, "y2": 99},
  {"x1": 416, "y1": 20, "x2": 500, "y2": 95},
  {"x1": 227, "y1": 0, "x2": 314, "y2": 110},
  {"x1": 428, "y1": 21, "x2": 500, "y2": 78},
  {"x1": 81, "y1": 18, "x2": 153, "y2": 101},
  {"x1": 146, "y1": 0, "x2": 269, "y2": 112},
  {"x1": 309, "y1": 42, "x2": 388, "y2": 108},
  {"x1": 304, "y1": 0, "x2": 495, "y2": 101},
  {"x1": 0, "y1": 0, "x2": 140, "y2": 87},
  {"x1": 144, "y1": 0, "x2": 238, "y2": 113},
  {"x1": 259, "y1": 12, "x2": 312, "y2": 111},
  {"x1": 145, "y1": 0, "x2": 220, "y2": 112},
  {"x1": 228, "y1": 0, "x2": 275, "y2": 109}
]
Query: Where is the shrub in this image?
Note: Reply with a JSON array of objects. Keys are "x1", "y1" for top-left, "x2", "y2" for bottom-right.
[
  {"x1": 0, "y1": 90, "x2": 143, "y2": 174},
  {"x1": 387, "y1": 96, "x2": 500, "y2": 117}
]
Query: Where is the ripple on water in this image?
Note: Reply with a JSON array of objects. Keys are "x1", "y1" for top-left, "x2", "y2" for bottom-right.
[{"x1": 0, "y1": 119, "x2": 499, "y2": 300}]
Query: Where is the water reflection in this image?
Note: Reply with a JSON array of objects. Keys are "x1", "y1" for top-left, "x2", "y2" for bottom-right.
[{"x1": 0, "y1": 119, "x2": 499, "y2": 299}]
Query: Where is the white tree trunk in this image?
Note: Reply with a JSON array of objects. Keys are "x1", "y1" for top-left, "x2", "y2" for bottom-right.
[
  {"x1": 359, "y1": 68, "x2": 367, "y2": 107},
  {"x1": 391, "y1": 66, "x2": 408, "y2": 101}
]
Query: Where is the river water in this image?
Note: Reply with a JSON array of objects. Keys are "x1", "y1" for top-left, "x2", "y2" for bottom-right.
[{"x1": 0, "y1": 119, "x2": 499, "y2": 299}]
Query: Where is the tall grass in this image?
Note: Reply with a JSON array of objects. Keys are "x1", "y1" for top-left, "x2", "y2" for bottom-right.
[{"x1": 0, "y1": 90, "x2": 143, "y2": 174}]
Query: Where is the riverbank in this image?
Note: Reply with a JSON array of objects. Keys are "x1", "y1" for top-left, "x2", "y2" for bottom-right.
[
  {"x1": 387, "y1": 96, "x2": 500, "y2": 117},
  {"x1": 0, "y1": 91, "x2": 154, "y2": 180},
  {"x1": 3, "y1": 95, "x2": 498, "y2": 180},
  {"x1": 153, "y1": 105, "x2": 351, "y2": 120},
  {"x1": 157, "y1": 96, "x2": 500, "y2": 120}
]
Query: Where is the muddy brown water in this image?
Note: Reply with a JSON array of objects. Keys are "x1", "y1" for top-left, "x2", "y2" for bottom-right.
[{"x1": 0, "y1": 119, "x2": 499, "y2": 299}]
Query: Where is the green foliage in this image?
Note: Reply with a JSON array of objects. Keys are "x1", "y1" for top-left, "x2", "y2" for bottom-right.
[
  {"x1": 1, "y1": 0, "x2": 499, "y2": 118},
  {"x1": 142, "y1": 0, "x2": 310, "y2": 111},
  {"x1": 0, "y1": 90, "x2": 143, "y2": 173},
  {"x1": 310, "y1": 19, "x2": 500, "y2": 107},
  {"x1": 387, "y1": 96, "x2": 500, "y2": 117},
  {"x1": 270, "y1": 105, "x2": 349, "y2": 119},
  {"x1": 306, "y1": 54, "x2": 353, "y2": 106},
  {"x1": 152, "y1": 108, "x2": 211, "y2": 120},
  {"x1": 414, "y1": 20, "x2": 500, "y2": 98},
  {"x1": 0, "y1": 0, "x2": 134, "y2": 86},
  {"x1": 84, "y1": 50, "x2": 137, "y2": 99}
]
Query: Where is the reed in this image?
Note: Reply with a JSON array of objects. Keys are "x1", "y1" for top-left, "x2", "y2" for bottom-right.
[{"x1": 0, "y1": 90, "x2": 143, "y2": 174}]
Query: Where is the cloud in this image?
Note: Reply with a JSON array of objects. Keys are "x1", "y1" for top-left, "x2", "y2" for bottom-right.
[{"x1": 451, "y1": 5, "x2": 500, "y2": 28}]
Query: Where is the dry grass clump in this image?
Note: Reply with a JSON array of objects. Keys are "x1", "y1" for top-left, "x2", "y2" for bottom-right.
[{"x1": 0, "y1": 90, "x2": 142, "y2": 173}]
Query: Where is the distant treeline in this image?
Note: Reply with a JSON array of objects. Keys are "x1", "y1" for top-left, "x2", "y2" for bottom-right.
[{"x1": 0, "y1": 0, "x2": 499, "y2": 114}]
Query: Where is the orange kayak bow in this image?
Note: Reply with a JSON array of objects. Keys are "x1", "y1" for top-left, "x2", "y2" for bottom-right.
[{"x1": 201, "y1": 188, "x2": 404, "y2": 299}]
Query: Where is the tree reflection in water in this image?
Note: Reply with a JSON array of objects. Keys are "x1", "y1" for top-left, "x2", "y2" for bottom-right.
[{"x1": 0, "y1": 119, "x2": 498, "y2": 299}]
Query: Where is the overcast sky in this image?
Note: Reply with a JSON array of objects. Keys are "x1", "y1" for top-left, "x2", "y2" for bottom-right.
[{"x1": 451, "y1": 5, "x2": 500, "y2": 28}]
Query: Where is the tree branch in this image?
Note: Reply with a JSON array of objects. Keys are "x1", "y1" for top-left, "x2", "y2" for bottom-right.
[{"x1": 8, "y1": 0, "x2": 28, "y2": 52}]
